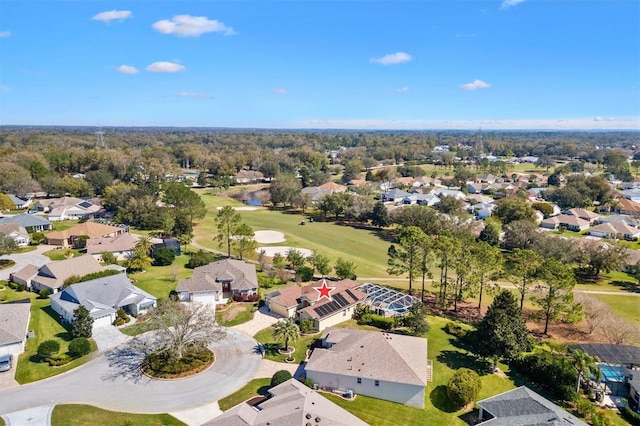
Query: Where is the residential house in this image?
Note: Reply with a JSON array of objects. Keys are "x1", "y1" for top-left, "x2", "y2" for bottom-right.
[
  {"x1": 477, "y1": 173, "x2": 499, "y2": 183},
  {"x1": 597, "y1": 214, "x2": 640, "y2": 227},
  {"x1": 45, "y1": 222, "x2": 124, "y2": 248},
  {"x1": 48, "y1": 201, "x2": 102, "y2": 222},
  {"x1": 176, "y1": 259, "x2": 259, "y2": 307},
  {"x1": 527, "y1": 187, "x2": 547, "y2": 200},
  {"x1": 589, "y1": 222, "x2": 640, "y2": 241},
  {"x1": 86, "y1": 233, "x2": 140, "y2": 261},
  {"x1": 620, "y1": 189, "x2": 640, "y2": 203},
  {"x1": 265, "y1": 279, "x2": 366, "y2": 331},
  {"x1": 152, "y1": 238, "x2": 181, "y2": 257},
  {"x1": 0, "y1": 214, "x2": 52, "y2": 232},
  {"x1": 468, "y1": 202, "x2": 496, "y2": 219},
  {"x1": 203, "y1": 378, "x2": 368, "y2": 426},
  {"x1": 434, "y1": 189, "x2": 466, "y2": 200},
  {"x1": 567, "y1": 208, "x2": 600, "y2": 223},
  {"x1": 305, "y1": 327, "x2": 429, "y2": 408},
  {"x1": 411, "y1": 176, "x2": 442, "y2": 188},
  {"x1": 29, "y1": 255, "x2": 105, "y2": 293},
  {"x1": 347, "y1": 179, "x2": 367, "y2": 188},
  {"x1": 50, "y1": 273, "x2": 156, "y2": 329},
  {"x1": 317, "y1": 182, "x2": 347, "y2": 193},
  {"x1": 476, "y1": 386, "x2": 587, "y2": 426},
  {"x1": 540, "y1": 214, "x2": 590, "y2": 232},
  {"x1": 9, "y1": 264, "x2": 39, "y2": 288},
  {"x1": 393, "y1": 177, "x2": 415, "y2": 187},
  {"x1": 381, "y1": 188, "x2": 411, "y2": 203},
  {"x1": 7, "y1": 195, "x2": 32, "y2": 210},
  {"x1": 402, "y1": 193, "x2": 440, "y2": 207},
  {"x1": 34, "y1": 196, "x2": 84, "y2": 213},
  {"x1": 0, "y1": 223, "x2": 30, "y2": 246},
  {"x1": 0, "y1": 299, "x2": 31, "y2": 357},
  {"x1": 235, "y1": 170, "x2": 264, "y2": 184},
  {"x1": 615, "y1": 198, "x2": 640, "y2": 217}
]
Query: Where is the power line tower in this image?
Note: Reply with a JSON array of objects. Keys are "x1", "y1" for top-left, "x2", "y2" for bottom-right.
[
  {"x1": 475, "y1": 127, "x2": 484, "y2": 158},
  {"x1": 95, "y1": 128, "x2": 106, "y2": 149}
]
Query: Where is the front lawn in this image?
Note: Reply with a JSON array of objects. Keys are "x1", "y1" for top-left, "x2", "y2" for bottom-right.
[
  {"x1": 120, "y1": 319, "x2": 158, "y2": 336},
  {"x1": 43, "y1": 249, "x2": 84, "y2": 261},
  {"x1": 216, "y1": 302, "x2": 256, "y2": 327},
  {"x1": 13, "y1": 293, "x2": 97, "y2": 384},
  {"x1": 218, "y1": 378, "x2": 271, "y2": 411},
  {"x1": 127, "y1": 254, "x2": 192, "y2": 299},
  {"x1": 254, "y1": 327, "x2": 320, "y2": 363},
  {"x1": 51, "y1": 405, "x2": 185, "y2": 426}
]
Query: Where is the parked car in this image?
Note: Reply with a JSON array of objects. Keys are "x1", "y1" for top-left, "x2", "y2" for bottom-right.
[{"x1": 0, "y1": 354, "x2": 12, "y2": 372}]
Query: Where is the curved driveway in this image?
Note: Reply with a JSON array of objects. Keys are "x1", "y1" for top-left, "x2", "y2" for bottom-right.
[
  {"x1": 0, "y1": 245, "x2": 53, "y2": 280},
  {"x1": 0, "y1": 328, "x2": 262, "y2": 415}
]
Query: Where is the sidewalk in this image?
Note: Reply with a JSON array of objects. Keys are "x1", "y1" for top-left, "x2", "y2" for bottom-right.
[{"x1": 2, "y1": 406, "x2": 53, "y2": 426}]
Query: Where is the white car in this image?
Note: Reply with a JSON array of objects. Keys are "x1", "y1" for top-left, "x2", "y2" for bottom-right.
[{"x1": 0, "y1": 354, "x2": 12, "y2": 372}]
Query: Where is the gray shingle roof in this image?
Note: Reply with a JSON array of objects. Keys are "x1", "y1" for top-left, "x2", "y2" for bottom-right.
[
  {"x1": 35, "y1": 255, "x2": 104, "y2": 290},
  {"x1": 176, "y1": 259, "x2": 258, "y2": 293},
  {"x1": 203, "y1": 378, "x2": 368, "y2": 426},
  {"x1": 477, "y1": 386, "x2": 587, "y2": 425},
  {"x1": 0, "y1": 300, "x2": 31, "y2": 346},
  {"x1": 50, "y1": 273, "x2": 156, "y2": 320},
  {"x1": 305, "y1": 328, "x2": 428, "y2": 387},
  {"x1": 0, "y1": 213, "x2": 51, "y2": 228}
]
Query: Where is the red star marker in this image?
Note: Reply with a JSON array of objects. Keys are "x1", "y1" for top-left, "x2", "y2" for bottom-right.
[{"x1": 315, "y1": 280, "x2": 336, "y2": 301}]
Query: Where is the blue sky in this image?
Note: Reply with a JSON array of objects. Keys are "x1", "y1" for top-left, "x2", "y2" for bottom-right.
[{"x1": 1, "y1": 1, "x2": 639, "y2": 130}]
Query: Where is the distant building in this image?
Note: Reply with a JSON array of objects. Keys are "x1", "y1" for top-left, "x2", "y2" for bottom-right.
[{"x1": 0, "y1": 214, "x2": 52, "y2": 233}]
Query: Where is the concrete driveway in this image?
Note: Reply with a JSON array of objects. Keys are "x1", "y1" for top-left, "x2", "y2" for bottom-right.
[
  {"x1": 231, "y1": 306, "x2": 280, "y2": 337},
  {"x1": 0, "y1": 328, "x2": 262, "y2": 415},
  {"x1": 0, "y1": 245, "x2": 54, "y2": 280}
]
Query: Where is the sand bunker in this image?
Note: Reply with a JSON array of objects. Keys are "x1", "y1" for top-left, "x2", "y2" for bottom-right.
[
  {"x1": 256, "y1": 246, "x2": 314, "y2": 258},
  {"x1": 215, "y1": 206, "x2": 260, "y2": 211},
  {"x1": 254, "y1": 230, "x2": 286, "y2": 244}
]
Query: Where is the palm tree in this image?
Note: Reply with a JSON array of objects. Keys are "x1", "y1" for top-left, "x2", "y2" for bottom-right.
[
  {"x1": 127, "y1": 248, "x2": 152, "y2": 272},
  {"x1": 135, "y1": 235, "x2": 154, "y2": 257},
  {"x1": 572, "y1": 349, "x2": 600, "y2": 392},
  {"x1": 272, "y1": 318, "x2": 300, "y2": 361}
]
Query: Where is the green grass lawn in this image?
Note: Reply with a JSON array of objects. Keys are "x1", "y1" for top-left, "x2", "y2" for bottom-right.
[
  {"x1": 254, "y1": 327, "x2": 321, "y2": 364},
  {"x1": 119, "y1": 319, "x2": 157, "y2": 336},
  {"x1": 218, "y1": 378, "x2": 271, "y2": 411},
  {"x1": 5, "y1": 291, "x2": 97, "y2": 384},
  {"x1": 194, "y1": 191, "x2": 392, "y2": 277},
  {"x1": 127, "y1": 254, "x2": 192, "y2": 299},
  {"x1": 0, "y1": 259, "x2": 16, "y2": 270},
  {"x1": 14, "y1": 245, "x2": 37, "y2": 254},
  {"x1": 591, "y1": 293, "x2": 640, "y2": 324},
  {"x1": 216, "y1": 302, "x2": 256, "y2": 327},
  {"x1": 51, "y1": 405, "x2": 185, "y2": 426},
  {"x1": 42, "y1": 249, "x2": 84, "y2": 261}
]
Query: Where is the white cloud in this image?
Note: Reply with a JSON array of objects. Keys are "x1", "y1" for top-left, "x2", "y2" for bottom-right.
[
  {"x1": 117, "y1": 65, "x2": 139, "y2": 74},
  {"x1": 152, "y1": 15, "x2": 236, "y2": 37},
  {"x1": 370, "y1": 52, "x2": 412, "y2": 65},
  {"x1": 501, "y1": 0, "x2": 526, "y2": 9},
  {"x1": 0, "y1": 31, "x2": 11, "y2": 38},
  {"x1": 146, "y1": 61, "x2": 185, "y2": 73},
  {"x1": 91, "y1": 10, "x2": 132, "y2": 23},
  {"x1": 176, "y1": 92, "x2": 208, "y2": 98},
  {"x1": 395, "y1": 87, "x2": 410, "y2": 93},
  {"x1": 295, "y1": 117, "x2": 640, "y2": 131},
  {"x1": 271, "y1": 88, "x2": 287, "y2": 94},
  {"x1": 460, "y1": 79, "x2": 491, "y2": 91}
]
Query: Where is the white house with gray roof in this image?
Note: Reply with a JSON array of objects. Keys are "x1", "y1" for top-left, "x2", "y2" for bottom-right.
[
  {"x1": 305, "y1": 327, "x2": 429, "y2": 408},
  {"x1": 50, "y1": 273, "x2": 156, "y2": 329},
  {"x1": 0, "y1": 299, "x2": 31, "y2": 357},
  {"x1": 176, "y1": 259, "x2": 259, "y2": 307},
  {"x1": 477, "y1": 386, "x2": 587, "y2": 425},
  {"x1": 204, "y1": 378, "x2": 368, "y2": 426},
  {"x1": 0, "y1": 213, "x2": 52, "y2": 232}
]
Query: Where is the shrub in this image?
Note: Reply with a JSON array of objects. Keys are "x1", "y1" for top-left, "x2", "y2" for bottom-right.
[
  {"x1": 47, "y1": 353, "x2": 72, "y2": 366},
  {"x1": 299, "y1": 318, "x2": 314, "y2": 334},
  {"x1": 304, "y1": 378, "x2": 314, "y2": 388},
  {"x1": 16, "y1": 283, "x2": 26, "y2": 292},
  {"x1": 101, "y1": 252, "x2": 118, "y2": 265},
  {"x1": 153, "y1": 247, "x2": 176, "y2": 266},
  {"x1": 270, "y1": 370, "x2": 292, "y2": 388},
  {"x1": 447, "y1": 368, "x2": 482, "y2": 409},
  {"x1": 37, "y1": 339, "x2": 60, "y2": 359},
  {"x1": 296, "y1": 266, "x2": 314, "y2": 282},
  {"x1": 143, "y1": 348, "x2": 214, "y2": 378},
  {"x1": 621, "y1": 407, "x2": 640, "y2": 426},
  {"x1": 187, "y1": 250, "x2": 219, "y2": 269},
  {"x1": 31, "y1": 232, "x2": 45, "y2": 245},
  {"x1": 68, "y1": 338, "x2": 91, "y2": 357},
  {"x1": 443, "y1": 322, "x2": 466, "y2": 337},
  {"x1": 39, "y1": 289, "x2": 51, "y2": 299},
  {"x1": 513, "y1": 351, "x2": 577, "y2": 401}
]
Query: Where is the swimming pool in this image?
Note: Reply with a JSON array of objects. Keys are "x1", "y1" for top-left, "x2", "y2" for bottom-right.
[{"x1": 599, "y1": 364, "x2": 627, "y2": 382}]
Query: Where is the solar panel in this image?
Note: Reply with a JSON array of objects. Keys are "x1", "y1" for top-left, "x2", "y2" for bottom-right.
[
  {"x1": 345, "y1": 289, "x2": 357, "y2": 300},
  {"x1": 333, "y1": 293, "x2": 349, "y2": 307}
]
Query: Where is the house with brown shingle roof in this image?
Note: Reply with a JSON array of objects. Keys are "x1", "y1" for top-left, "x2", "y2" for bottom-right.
[
  {"x1": 305, "y1": 327, "x2": 429, "y2": 408},
  {"x1": 540, "y1": 214, "x2": 590, "y2": 232},
  {"x1": 45, "y1": 222, "x2": 124, "y2": 248},
  {"x1": 30, "y1": 255, "x2": 104, "y2": 293},
  {"x1": 0, "y1": 299, "x2": 31, "y2": 358},
  {"x1": 589, "y1": 222, "x2": 640, "y2": 241},
  {"x1": 567, "y1": 208, "x2": 600, "y2": 223},
  {"x1": 615, "y1": 198, "x2": 640, "y2": 217},
  {"x1": 85, "y1": 233, "x2": 139, "y2": 261},
  {"x1": 176, "y1": 259, "x2": 258, "y2": 307},
  {"x1": 203, "y1": 378, "x2": 368, "y2": 426},
  {"x1": 265, "y1": 279, "x2": 366, "y2": 331},
  {"x1": 0, "y1": 222, "x2": 30, "y2": 246},
  {"x1": 316, "y1": 182, "x2": 348, "y2": 193}
]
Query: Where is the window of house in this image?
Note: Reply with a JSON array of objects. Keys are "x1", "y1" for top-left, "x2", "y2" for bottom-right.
[
  {"x1": 357, "y1": 377, "x2": 362, "y2": 384},
  {"x1": 375, "y1": 380, "x2": 380, "y2": 387}
]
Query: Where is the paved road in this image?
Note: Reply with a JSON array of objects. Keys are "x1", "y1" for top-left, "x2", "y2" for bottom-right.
[
  {"x1": 0, "y1": 245, "x2": 54, "y2": 280},
  {"x1": 0, "y1": 328, "x2": 262, "y2": 415}
]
